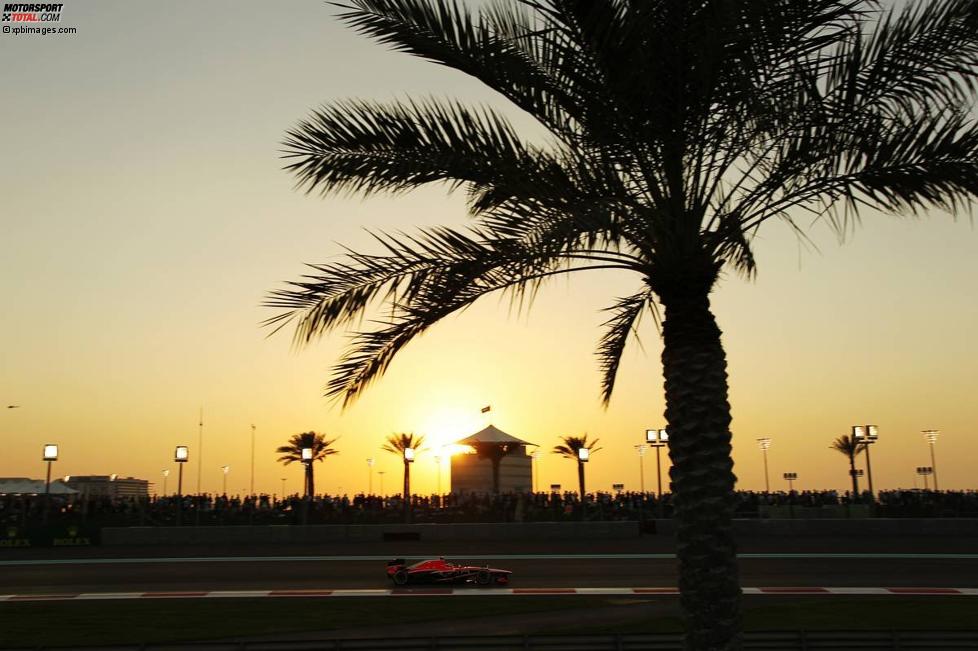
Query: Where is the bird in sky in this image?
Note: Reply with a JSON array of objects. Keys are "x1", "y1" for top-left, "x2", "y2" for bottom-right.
[{"x1": 6, "y1": 405, "x2": 20, "y2": 409}]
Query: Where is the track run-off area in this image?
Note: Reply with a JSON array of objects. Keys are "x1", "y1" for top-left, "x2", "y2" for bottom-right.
[
  {"x1": 2, "y1": 586, "x2": 978, "y2": 603},
  {"x1": 2, "y1": 549, "x2": 977, "y2": 598}
]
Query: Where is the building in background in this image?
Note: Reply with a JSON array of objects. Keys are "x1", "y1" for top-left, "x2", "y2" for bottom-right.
[
  {"x1": 0, "y1": 478, "x2": 77, "y2": 495},
  {"x1": 451, "y1": 425, "x2": 534, "y2": 493},
  {"x1": 64, "y1": 476, "x2": 149, "y2": 499}
]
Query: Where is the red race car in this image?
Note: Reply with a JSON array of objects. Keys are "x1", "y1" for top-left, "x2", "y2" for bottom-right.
[{"x1": 386, "y1": 557, "x2": 511, "y2": 586}]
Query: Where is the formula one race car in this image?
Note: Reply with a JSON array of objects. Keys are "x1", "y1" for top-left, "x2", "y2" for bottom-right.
[{"x1": 386, "y1": 557, "x2": 512, "y2": 586}]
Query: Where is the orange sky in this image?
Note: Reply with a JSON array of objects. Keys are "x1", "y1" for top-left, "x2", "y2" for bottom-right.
[{"x1": 1, "y1": 1, "x2": 975, "y2": 496}]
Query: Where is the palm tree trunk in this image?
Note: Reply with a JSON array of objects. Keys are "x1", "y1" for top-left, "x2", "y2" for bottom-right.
[
  {"x1": 305, "y1": 463, "x2": 314, "y2": 498},
  {"x1": 577, "y1": 460, "x2": 585, "y2": 498},
  {"x1": 403, "y1": 459, "x2": 411, "y2": 523},
  {"x1": 849, "y1": 453, "x2": 859, "y2": 497},
  {"x1": 660, "y1": 290, "x2": 741, "y2": 650}
]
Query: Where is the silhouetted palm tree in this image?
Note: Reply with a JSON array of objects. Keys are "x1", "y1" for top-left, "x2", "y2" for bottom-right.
[
  {"x1": 276, "y1": 432, "x2": 339, "y2": 497},
  {"x1": 382, "y1": 432, "x2": 425, "y2": 521},
  {"x1": 469, "y1": 441, "x2": 522, "y2": 495},
  {"x1": 831, "y1": 434, "x2": 866, "y2": 498},
  {"x1": 552, "y1": 435, "x2": 602, "y2": 498},
  {"x1": 266, "y1": 2, "x2": 978, "y2": 646}
]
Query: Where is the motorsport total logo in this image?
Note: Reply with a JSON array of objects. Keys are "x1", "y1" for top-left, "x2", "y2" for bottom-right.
[{"x1": 2, "y1": 3, "x2": 64, "y2": 22}]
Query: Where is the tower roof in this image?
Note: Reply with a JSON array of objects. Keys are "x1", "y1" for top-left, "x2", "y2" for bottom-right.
[{"x1": 455, "y1": 424, "x2": 535, "y2": 447}]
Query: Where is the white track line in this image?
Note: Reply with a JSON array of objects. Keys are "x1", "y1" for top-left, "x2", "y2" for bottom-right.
[{"x1": 0, "y1": 587, "x2": 974, "y2": 602}]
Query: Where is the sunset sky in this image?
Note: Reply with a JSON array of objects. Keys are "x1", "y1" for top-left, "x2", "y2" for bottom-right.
[{"x1": 1, "y1": 0, "x2": 975, "y2": 497}]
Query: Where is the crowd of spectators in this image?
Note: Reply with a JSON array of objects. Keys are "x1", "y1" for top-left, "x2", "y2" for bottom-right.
[{"x1": 3, "y1": 488, "x2": 978, "y2": 529}]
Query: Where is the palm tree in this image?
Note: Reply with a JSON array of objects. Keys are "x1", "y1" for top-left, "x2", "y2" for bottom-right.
[
  {"x1": 830, "y1": 434, "x2": 866, "y2": 498},
  {"x1": 469, "y1": 441, "x2": 521, "y2": 494},
  {"x1": 276, "y1": 432, "x2": 339, "y2": 497},
  {"x1": 552, "y1": 435, "x2": 602, "y2": 498},
  {"x1": 382, "y1": 432, "x2": 425, "y2": 521},
  {"x1": 266, "y1": 2, "x2": 978, "y2": 646}
]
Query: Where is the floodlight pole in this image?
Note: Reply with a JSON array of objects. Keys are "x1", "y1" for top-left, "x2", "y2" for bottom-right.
[
  {"x1": 923, "y1": 430, "x2": 940, "y2": 490},
  {"x1": 250, "y1": 424, "x2": 256, "y2": 496},
  {"x1": 646, "y1": 429, "x2": 668, "y2": 498},
  {"x1": 434, "y1": 450, "x2": 442, "y2": 496},
  {"x1": 634, "y1": 445, "x2": 647, "y2": 494},
  {"x1": 852, "y1": 425, "x2": 878, "y2": 499},
  {"x1": 757, "y1": 438, "x2": 772, "y2": 492},
  {"x1": 174, "y1": 446, "x2": 188, "y2": 527},
  {"x1": 197, "y1": 408, "x2": 203, "y2": 495}
]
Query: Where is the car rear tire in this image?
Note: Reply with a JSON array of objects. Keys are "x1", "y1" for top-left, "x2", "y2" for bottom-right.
[
  {"x1": 392, "y1": 569, "x2": 409, "y2": 586},
  {"x1": 476, "y1": 569, "x2": 491, "y2": 586}
]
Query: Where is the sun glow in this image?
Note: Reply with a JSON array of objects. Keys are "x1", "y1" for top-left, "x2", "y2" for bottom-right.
[{"x1": 418, "y1": 406, "x2": 483, "y2": 452}]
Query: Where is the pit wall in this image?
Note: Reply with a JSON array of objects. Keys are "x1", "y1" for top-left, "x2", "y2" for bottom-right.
[
  {"x1": 101, "y1": 521, "x2": 639, "y2": 545},
  {"x1": 98, "y1": 517, "x2": 978, "y2": 546},
  {"x1": 654, "y1": 518, "x2": 978, "y2": 536}
]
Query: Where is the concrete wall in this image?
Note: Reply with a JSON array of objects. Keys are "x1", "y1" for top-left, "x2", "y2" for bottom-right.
[
  {"x1": 101, "y1": 521, "x2": 640, "y2": 546},
  {"x1": 653, "y1": 518, "x2": 978, "y2": 536},
  {"x1": 101, "y1": 518, "x2": 978, "y2": 545}
]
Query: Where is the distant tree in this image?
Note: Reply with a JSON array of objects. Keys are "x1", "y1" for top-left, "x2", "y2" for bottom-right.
[
  {"x1": 552, "y1": 435, "x2": 602, "y2": 498},
  {"x1": 382, "y1": 432, "x2": 426, "y2": 521},
  {"x1": 830, "y1": 434, "x2": 866, "y2": 498},
  {"x1": 276, "y1": 432, "x2": 339, "y2": 497}
]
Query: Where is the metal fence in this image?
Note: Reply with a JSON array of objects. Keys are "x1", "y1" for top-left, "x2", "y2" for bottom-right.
[{"x1": 7, "y1": 631, "x2": 978, "y2": 651}]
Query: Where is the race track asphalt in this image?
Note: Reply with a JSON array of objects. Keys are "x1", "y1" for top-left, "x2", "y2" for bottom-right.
[{"x1": 2, "y1": 535, "x2": 976, "y2": 595}]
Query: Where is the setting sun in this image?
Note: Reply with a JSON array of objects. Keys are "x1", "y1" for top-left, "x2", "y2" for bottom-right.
[{"x1": 417, "y1": 406, "x2": 486, "y2": 451}]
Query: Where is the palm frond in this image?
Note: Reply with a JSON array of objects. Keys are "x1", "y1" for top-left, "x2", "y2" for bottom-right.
[
  {"x1": 551, "y1": 433, "x2": 600, "y2": 458},
  {"x1": 596, "y1": 289, "x2": 657, "y2": 406},
  {"x1": 272, "y1": 0, "x2": 978, "y2": 411},
  {"x1": 382, "y1": 432, "x2": 427, "y2": 455},
  {"x1": 283, "y1": 97, "x2": 547, "y2": 200}
]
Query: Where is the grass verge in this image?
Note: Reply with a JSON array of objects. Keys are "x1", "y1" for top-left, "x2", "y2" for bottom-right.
[
  {"x1": 558, "y1": 596, "x2": 977, "y2": 634},
  {"x1": 0, "y1": 596, "x2": 974, "y2": 647},
  {"x1": 0, "y1": 596, "x2": 606, "y2": 647}
]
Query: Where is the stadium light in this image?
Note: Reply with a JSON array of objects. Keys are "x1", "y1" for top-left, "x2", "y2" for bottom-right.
[
  {"x1": 301, "y1": 447, "x2": 313, "y2": 462},
  {"x1": 645, "y1": 429, "x2": 668, "y2": 497},
  {"x1": 922, "y1": 430, "x2": 940, "y2": 490},
  {"x1": 852, "y1": 425, "x2": 879, "y2": 499},
  {"x1": 174, "y1": 446, "x2": 189, "y2": 497},
  {"x1": 783, "y1": 472, "x2": 798, "y2": 491},
  {"x1": 578, "y1": 448, "x2": 590, "y2": 462},
  {"x1": 756, "y1": 438, "x2": 772, "y2": 492},
  {"x1": 634, "y1": 444, "x2": 647, "y2": 494},
  {"x1": 42, "y1": 444, "x2": 58, "y2": 495},
  {"x1": 916, "y1": 465, "x2": 934, "y2": 490},
  {"x1": 404, "y1": 447, "x2": 415, "y2": 463}
]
